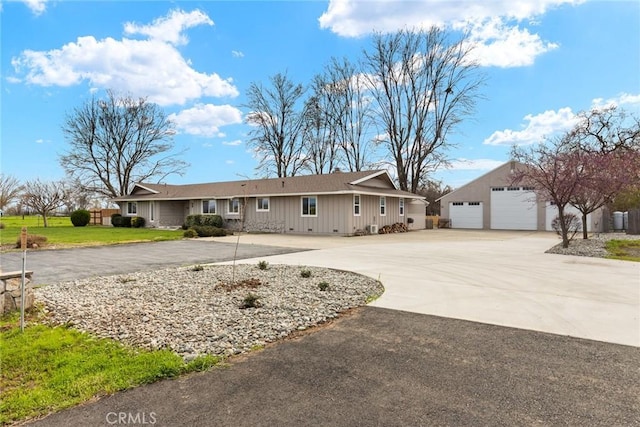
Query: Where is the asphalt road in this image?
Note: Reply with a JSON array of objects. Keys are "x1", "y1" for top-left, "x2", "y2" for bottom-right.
[
  {"x1": 0, "y1": 240, "x2": 308, "y2": 285},
  {"x1": 28, "y1": 306, "x2": 640, "y2": 426}
]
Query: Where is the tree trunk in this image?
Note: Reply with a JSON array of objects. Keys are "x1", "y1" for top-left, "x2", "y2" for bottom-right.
[
  {"x1": 581, "y1": 213, "x2": 588, "y2": 239},
  {"x1": 558, "y1": 207, "x2": 570, "y2": 248}
]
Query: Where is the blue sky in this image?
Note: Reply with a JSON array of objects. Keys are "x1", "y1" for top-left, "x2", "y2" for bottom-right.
[{"x1": 2, "y1": 0, "x2": 639, "y2": 190}]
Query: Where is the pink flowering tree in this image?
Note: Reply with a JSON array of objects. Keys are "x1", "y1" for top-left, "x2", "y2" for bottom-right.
[{"x1": 511, "y1": 139, "x2": 582, "y2": 248}]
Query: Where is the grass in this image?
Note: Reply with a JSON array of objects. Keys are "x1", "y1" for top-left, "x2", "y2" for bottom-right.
[
  {"x1": 0, "y1": 215, "x2": 183, "y2": 249},
  {"x1": 0, "y1": 309, "x2": 221, "y2": 425},
  {"x1": 605, "y1": 239, "x2": 640, "y2": 262}
]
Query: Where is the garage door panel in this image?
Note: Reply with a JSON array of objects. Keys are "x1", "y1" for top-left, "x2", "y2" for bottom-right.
[
  {"x1": 450, "y1": 202, "x2": 483, "y2": 229},
  {"x1": 491, "y1": 188, "x2": 537, "y2": 230}
]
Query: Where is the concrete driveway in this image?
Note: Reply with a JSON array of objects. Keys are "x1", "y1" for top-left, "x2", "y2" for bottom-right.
[{"x1": 212, "y1": 230, "x2": 640, "y2": 347}]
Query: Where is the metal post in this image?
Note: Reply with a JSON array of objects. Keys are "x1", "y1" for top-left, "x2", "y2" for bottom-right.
[{"x1": 20, "y1": 227, "x2": 27, "y2": 332}]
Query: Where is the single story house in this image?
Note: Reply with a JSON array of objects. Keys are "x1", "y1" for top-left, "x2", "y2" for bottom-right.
[
  {"x1": 438, "y1": 161, "x2": 605, "y2": 231},
  {"x1": 111, "y1": 170, "x2": 428, "y2": 236}
]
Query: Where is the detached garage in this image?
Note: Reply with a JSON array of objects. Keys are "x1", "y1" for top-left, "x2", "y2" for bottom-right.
[{"x1": 438, "y1": 161, "x2": 605, "y2": 232}]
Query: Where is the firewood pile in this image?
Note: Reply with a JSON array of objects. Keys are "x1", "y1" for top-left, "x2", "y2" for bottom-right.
[{"x1": 378, "y1": 223, "x2": 408, "y2": 234}]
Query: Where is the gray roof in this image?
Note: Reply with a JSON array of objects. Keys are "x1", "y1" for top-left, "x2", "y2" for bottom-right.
[{"x1": 112, "y1": 170, "x2": 425, "y2": 202}]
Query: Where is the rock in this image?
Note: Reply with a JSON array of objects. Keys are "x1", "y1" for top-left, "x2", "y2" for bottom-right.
[{"x1": 34, "y1": 264, "x2": 384, "y2": 361}]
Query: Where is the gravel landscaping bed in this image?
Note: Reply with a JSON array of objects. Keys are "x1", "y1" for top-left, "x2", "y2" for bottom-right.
[
  {"x1": 35, "y1": 264, "x2": 383, "y2": 361},
  {"x1": 545, "y1": 232, "x2": 639, "y2": 257}
]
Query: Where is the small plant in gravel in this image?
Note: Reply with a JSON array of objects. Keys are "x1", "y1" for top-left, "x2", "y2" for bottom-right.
[
  {"x1": 317, "y1": 281, "x2": 330, "y2": 291},
  {"x1": 118, "y1": 276, "x2": 137, "y2": 284},
  {"x1": 192, "y1": 264, "x2": 204, "y2": 271},
  {"x1": 240, "y1": 293, "x2": 261, "y2": 309},
  {"x1": 300, "y1": 269, "x2": 312, "y2": 278},
  {"x1": 257, "y1": 260, "x2": 269, "y2": 270}
]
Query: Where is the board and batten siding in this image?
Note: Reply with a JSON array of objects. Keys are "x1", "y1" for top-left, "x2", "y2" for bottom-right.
[{"x1": 244, "y1": 194, "x2": 350, "y2": 235}]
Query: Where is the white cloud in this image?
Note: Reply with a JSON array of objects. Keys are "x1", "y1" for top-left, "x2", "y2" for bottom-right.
[
  {"x1": 222, "y1": 139, "x2": 243, "y2": 146},
  {"x1": 447, "y1": 158, "x2": 505, "y2": 171},
  {"x1": 232, "y1": 50, "x2": 244, "y2": 58},
  {"x1": 464, "y1": 18, "x2": 558, "y2": 67},
  {"x1": 22, "y1": 0, "x2": 47, "y2": 15},
  {"x1": 169, "y1": 104, "x2": 243, "y2": 137},
  {"x1": 484, "y1": 107, "x2": 579, "y2": 145},
  {"x1": 10, "y1": 9, "x2": 238, "y2": 106},
  {"x1": 484, "y1": 92, "x2": 640, "y2": 146},
  {"x1": 318, "y1": 0, "x2": 582, "y2": 67},
  {"x1": 124, "y1": 9, "x2": 213, "y2": 46},
  {"x1": 225, "y1": 160, "x2": 235, "y2": 164},
  {"x1": 591, "y1": 92, "x2": 640, "y2": 110}
]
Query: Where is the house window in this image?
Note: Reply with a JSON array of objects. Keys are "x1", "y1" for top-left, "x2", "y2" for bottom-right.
[
  {"x1": 380, "y1": 196, "x2": 386, "y2": 216},
  {"x1": 468, "y1": 202, "x2": 480, "y2": 206},
  {"x1": 492, "y1": 187, "x2": 505, "y2": 192},
  {"x1": 228, "y1": 198, "x2": 240, "y2": 214},
  {"x1": 301, "y1": 196, "x2": 317, "y2": 217},
  {"x1": 522, "y1": 186, "x2": 535, "y2": 191},
  {"x1": 399, "y1": 198, "x2": 404, "y2": 216},
  {"x1": 202, "y1": 200, "x2": 217, "y2": 214},
  {"x1": 353, "y1": 194, "x2": 361, "y2": 216},
  {"x1": 126, "y1": 202, "x2": 137, "y2": 215},
  {"x1": 507, "y1": 187, "x2": 520, "y2": 191},
  {"x1": 256, "y1": 197, "x2": 270, "y2": 212},
  {"x1": 452, "y1": 202, "x2": 463, "y2": 206}
]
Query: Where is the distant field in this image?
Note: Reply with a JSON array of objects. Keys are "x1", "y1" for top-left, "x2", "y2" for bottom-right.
[{"x1": 0, "y1": 216, "x2": 184, "y2": 248}]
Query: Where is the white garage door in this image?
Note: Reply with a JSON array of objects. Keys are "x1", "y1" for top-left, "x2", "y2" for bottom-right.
[
  {"x1": 449, "y1": 202, "x2": 483, "y2": 229},
  {"x1": 545, "y1": 203, "x2": 591, "y2": 231},
  {"x1": 491, "y1": 187, "x2": 537, "y2": 230}
]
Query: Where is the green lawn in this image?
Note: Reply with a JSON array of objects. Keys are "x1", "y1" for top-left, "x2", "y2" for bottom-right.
[
  {"x1": 605, "y1": 239, "x2": 640, "y2": 262},
  {"x1": 0, "y1": 309, "x2": 221, "y2": 425},
  {"x1": 1, "y1": 216, "x2": 184, "y2": 248}
]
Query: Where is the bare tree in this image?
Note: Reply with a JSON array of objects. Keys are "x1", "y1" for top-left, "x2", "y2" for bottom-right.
[
  {"x1": 0, "y1": 174, "x2": 23, "y2": 212},
  {"x1": 60, "y1": 178, "x2": 96, "y2": 213},
  {"x1": 22, "y1": 179, "x2": 66, "y2": 227},
  {"x1": 315, "y1": 57, "x2": 376, "y2": 172},
  {"x1": 363, "y1": 28, "x2": 484, "y2": 193},
  {"x1": 567, "y1": 106, "x2": 640, "y2": 154},
  {"x1": 244, "y1": 73, "x2": 307, "y2": 177},
  {"x1": 60, "y1": 90, "x2": 188, "y2": 199},
  {"x1": 418, "y1": 179, "x2": 453, "y2": 216},
  {"x1": 302, "y1": 91, "x2": 339, "y2": 174}
]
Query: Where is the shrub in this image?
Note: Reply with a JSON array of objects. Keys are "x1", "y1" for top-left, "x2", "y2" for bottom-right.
[
  {"x1": 185, "y1": 214, "x2": 223, "y2": 229},
  {"x1": 300, "y1": 269, "x2": 312, "y2": 278},
  {"x1": 257, "y1": 260, "x2": 269, "y2": 270},
  {"x1": 184, "y1": 215, "x2": 201, "y2": 228},
  {"x1": 201, "y1": 215, "x2": 223, "y2": 228},
  {"x1": 70, "y1": 209, "x2": 91, "y2": 227},
  {"x1": 551, "y1": 213, "x2": 581, "y2": 241},
  {"x1": 183, "y1": 228, "x2": 198, "y2": 238},
  {"x1": 318, "y1": 281, "x2": 330, "y2": 291},
  {"x1": 192, "y1": 264, "x2": 204, "y2": 271},
  {"x1": 121, "y1": 216, "x2": 132, "y2": 228},
  {"x1": 192, "y1": 225, "x2": 226, "y2": 237},
  {"x1": 15, "y1": 234, "x2": 48, "y2": 249},
  {"x1": 240, "y1": 293, "x2": 261, "y2": 309},
  {"x1": 111, "y1": 213, "x2": 123, "y2": 227},
  {"x1": 131, "y1": 216, "x2": 146, "y2": 228}
]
